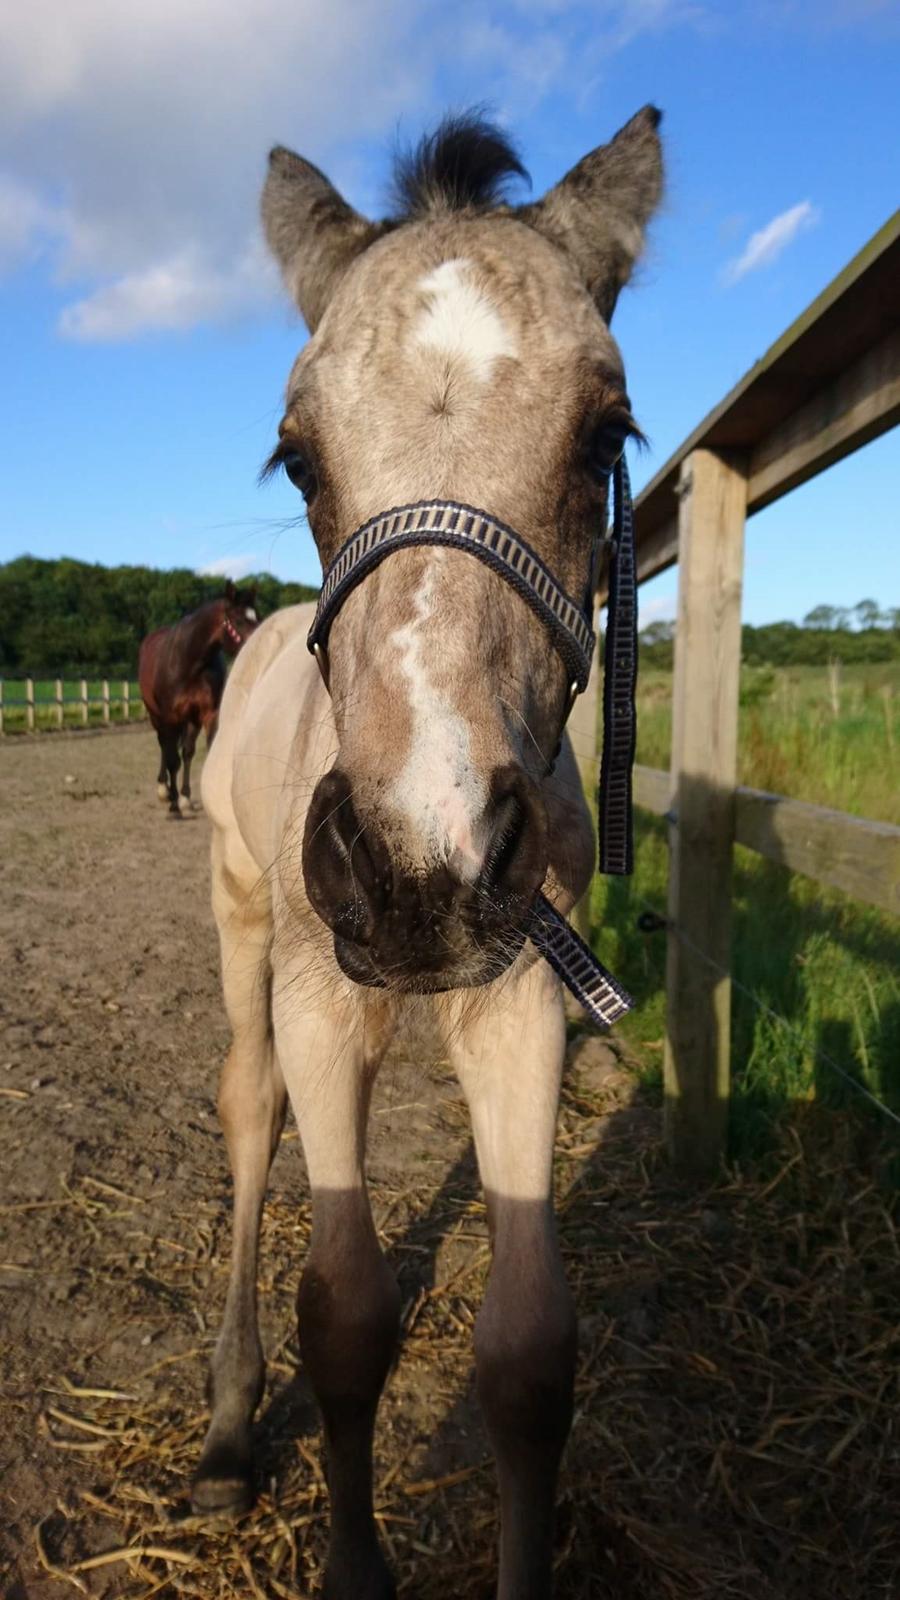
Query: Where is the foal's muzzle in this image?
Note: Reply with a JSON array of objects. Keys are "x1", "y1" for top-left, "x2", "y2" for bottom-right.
[{"x1": 303, "y1": 767, "x2": 548, "y2": 990}]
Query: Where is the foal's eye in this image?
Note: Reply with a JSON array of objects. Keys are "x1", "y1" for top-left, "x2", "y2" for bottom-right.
[
  {"x1": 587, "y1": 419, "x2": 631, "y2": 482},
  {"x1": 282, "y1": 450, "x2": 317, "y2": 500}
]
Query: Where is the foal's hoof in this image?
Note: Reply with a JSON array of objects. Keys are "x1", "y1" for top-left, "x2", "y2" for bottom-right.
[
  {"x1": 156, "y1": 783, "x2": 169, "y2": 803},
  {"x1": 191, "y1": 1468, "x2": 254, "y2": 1519},
  {"x1": 178, "y1": 795, "x2": 193, "y2": 816}
]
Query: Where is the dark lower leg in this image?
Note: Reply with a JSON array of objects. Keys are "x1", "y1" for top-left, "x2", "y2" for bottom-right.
[
  {"x1": 162, "y1": 732, "x2": 181, "y2": 813},
  {"x1": 475, "y1": 1199, "x2": 576, "y2": 1600},
  {"x1": 193, "y1": 1044, "x2": 286, "y2": 1512},
  {"x1": 180, "y1": 724, "x2": 198, "y2": 810},
  {"x1": 156, "y1": 734, "x2": 169, "y2": 800},
  {"x1": 298, "y1": 1188, "x2": 400, "y2": 1600}
]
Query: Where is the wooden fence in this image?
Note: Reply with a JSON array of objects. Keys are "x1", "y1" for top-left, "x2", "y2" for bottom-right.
[
  {"x1": 0, "y1": 679, "x2": 144, "y2": 734},
  {"x1": 584, "y1": 209, "x2": 900, "y2": 1172}
]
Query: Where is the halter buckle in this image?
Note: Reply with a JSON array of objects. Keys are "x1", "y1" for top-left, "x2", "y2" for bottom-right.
[
  {"x1": 313, "y1": 640, "x2": 331, "y2": 694},
  {"x1": 548, "y1": 679, "x2": 581, "y2": 774}
]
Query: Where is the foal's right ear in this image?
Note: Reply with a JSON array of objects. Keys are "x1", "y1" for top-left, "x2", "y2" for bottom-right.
[
  {"x1": 262, "y1": 148, "x2": 383, "y2": 333},
  {"x1": 520, "y1": 105, "x2": 664, "y2": 323}
]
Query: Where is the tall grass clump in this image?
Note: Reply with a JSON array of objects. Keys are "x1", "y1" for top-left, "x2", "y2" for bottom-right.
[{"x1": 591, "y1": 661, "x2": 900, "y2": 1156}]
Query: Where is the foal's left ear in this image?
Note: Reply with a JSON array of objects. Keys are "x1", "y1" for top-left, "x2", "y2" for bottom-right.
[
  {"x1": 262, "y1": 147, "x2": 383, "y2": 332},
  {"x1": 521, "y1": 105, "x2": 663, "y2": 323}
]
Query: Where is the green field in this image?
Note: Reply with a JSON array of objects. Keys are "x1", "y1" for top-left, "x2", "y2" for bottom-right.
[
  {"x1": 589, "y1": 661, "x2": 900, "y2": 1153},
  {"x1": 0, "y1": 679, "x2": 145, "y2": 731}
]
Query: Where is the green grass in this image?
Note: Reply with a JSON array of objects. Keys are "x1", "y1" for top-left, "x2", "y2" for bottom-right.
[
  {"x1": 0, "y1": 679, "x2": 144, "y2": 731},
  {"x1": 591, "y1": 661, "x2": 900, "y2": 1155},
  {"x1": 637, "y1": 660, "x2": 900, "y2": 823}
]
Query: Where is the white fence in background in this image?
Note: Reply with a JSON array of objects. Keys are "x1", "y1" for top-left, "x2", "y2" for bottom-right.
[{"x1": 0, "y1": 678, "x2": 146, "y2": 734}]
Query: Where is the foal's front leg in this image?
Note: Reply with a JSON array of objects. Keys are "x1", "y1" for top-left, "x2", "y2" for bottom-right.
[
  {"x1": 193, "y1": 892, "x2": 286, "y2": 1513},
  {"x1": 442, "y1": 960, "x2": 575, "y2": 1600},
  {"x1": 273, "y1": 976, "x2": 400, "y2": 1600}
]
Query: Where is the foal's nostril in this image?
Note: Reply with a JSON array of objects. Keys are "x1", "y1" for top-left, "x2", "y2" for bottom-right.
[
  {"x1": 303, "y1": 768, "x2": 385, "y2": 943},
  {"x1": 479, "y1": 767, "x2": 548, "y2": 901},
  {"x1": 481, "y1": 793, "x2": 527, "y2": 891}
]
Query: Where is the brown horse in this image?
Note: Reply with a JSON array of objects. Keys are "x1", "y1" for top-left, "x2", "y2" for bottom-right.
[{"x1": 138, "y1": 582, "x2": 258, "y2": 816}]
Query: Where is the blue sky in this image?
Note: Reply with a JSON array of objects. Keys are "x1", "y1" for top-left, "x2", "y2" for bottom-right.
[{"x1": 1, "y1": 0, "x2": 897, "y2": 626}]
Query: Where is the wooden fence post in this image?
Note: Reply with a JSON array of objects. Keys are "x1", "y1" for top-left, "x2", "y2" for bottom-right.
[
  {"x1": 55, "y1": 677, "x2": 64, "y2": 729},
  {"x1": 568, "y1": 630, "x2": 600, "y2": 941},
  {"x1": 102, "y1": 680, "x2": 110, "y2": 724},
  {"x1": 80, "y1": 678, "x2": 88, "y2": 726},
  {"x1": 26, "y1": 677, "x2": 35, "y2": 733},
  {"x1": 122, "y1": 680, "x2": 130, "y2": 721},
  {"x1": 664, "y1": 449, "x2": 747, "y2": 1172}
]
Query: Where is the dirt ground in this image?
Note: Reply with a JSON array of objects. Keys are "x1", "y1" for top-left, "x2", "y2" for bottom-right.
[{"x1": 1, "y1": 729, "x2": 897, "y2": 1600}]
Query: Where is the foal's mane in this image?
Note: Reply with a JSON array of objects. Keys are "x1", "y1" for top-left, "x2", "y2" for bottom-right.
[{"x1": 389, "y1": 111, "x2": 529, "y2": 219}]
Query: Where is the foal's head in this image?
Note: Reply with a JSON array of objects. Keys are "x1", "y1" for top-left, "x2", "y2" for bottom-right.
[{"x1": 262, "y1": 110, "x2": 662, "y2": 992}]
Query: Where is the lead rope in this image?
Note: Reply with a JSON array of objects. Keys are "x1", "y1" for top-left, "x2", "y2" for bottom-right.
[
  {"x1": 527, "y1": 453, "x2": 636, "y2": 1028},
  {"x1": 599, "y1": 453, "x2": 636, "y2": 876}
]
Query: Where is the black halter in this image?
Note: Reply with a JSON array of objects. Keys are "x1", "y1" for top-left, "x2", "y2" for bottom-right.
[{"x1": 307, "y1": 457, "x2": 637, "y2": 1028}]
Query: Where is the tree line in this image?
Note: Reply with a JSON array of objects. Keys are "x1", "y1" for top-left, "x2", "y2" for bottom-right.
[
  {"x1": 639, "y1": 600, "x2": 900, "y2": 671},
  {"x1": 1, "y1": 554, "x2": 896, "y2": 678},
  {"x1": 0, "y1": 555, "x2": 318, "y2": 678}
]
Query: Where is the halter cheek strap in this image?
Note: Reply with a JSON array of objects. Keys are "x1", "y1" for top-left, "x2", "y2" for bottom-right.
[{"x1": 306, "y1": 456, "x2": 638, "y2": 1030}]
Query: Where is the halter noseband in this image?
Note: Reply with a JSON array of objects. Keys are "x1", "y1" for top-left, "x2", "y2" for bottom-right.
[
  {"x1": 223, "y1": 615, "x2": 244, "y2": 649},
  {"x1": 306, "y1": 457, "x2": 638, "y2": 1029}
]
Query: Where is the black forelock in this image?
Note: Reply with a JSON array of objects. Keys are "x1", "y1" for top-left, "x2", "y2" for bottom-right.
[{"x1": 389, "y1": 111, "x2": 530, "y2": 220}]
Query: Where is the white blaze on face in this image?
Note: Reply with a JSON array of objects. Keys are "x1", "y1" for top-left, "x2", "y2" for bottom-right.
[
  {"x1": 412, "y1": 258, "x2": 516, "y2": 382},
  {"x1": 245, "y1": 607, "x2": 257, "y2": 622},
  {"x1": 387, "y1": 553, "x2": 487, "y2": 879}
]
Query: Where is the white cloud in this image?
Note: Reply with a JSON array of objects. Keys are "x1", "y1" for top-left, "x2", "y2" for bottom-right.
[
  {"x1": 723, "y1": 200, "x2": 821, "y2": 284},
  {"x1": 639, "y1": 593, "x2": 676, "y2": 625},
  {"x1": 0, "y1": 0, "x2": 693, "y2": 340},
  {"x1": 200, "y1": 553, "x2": 263, "y2": 579},
  {"x1": 0, "y1": 0, "x2": 430, "y2": 338},
  {"x1": 0, "y1": 174, "x2": 66, "y2": 271},
  {"x1": 59, "y1": 239, "x2": 277, "y2": 341}
]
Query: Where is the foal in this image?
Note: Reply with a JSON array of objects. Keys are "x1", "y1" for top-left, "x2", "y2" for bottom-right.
[
  {"x1": 195, "y1": 109, "x2": 662, "y2": 1598},
  {"x1": 138, "y1": 582, "x2": 258, "y2": 815}
]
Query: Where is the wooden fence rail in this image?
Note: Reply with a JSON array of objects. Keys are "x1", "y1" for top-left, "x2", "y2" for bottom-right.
[
  {"x1": 634, "y1": 766, "x2": 900, "y2": 920},
  {"x1": 581, "y1": 209, "x2": 900, "y2": 1172},
  {"x1": 0, "y1": 679, "x2": 141, "y2": 735}
]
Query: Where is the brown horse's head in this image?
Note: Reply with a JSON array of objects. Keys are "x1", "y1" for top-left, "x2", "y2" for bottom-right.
[
  {"x1": 222, "y1": 580, "x2": 260, "y2": 654},
  {"x1": 262, "y1": 110, "x2": 662, "y2": 992}
]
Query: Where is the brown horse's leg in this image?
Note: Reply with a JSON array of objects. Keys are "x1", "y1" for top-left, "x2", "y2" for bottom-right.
[
  {"x1": 156, "y1": 733, "x2": 169, "y2": 802},
  {"x1": 179, "y1": 723, "x2": 199, "y2": 813},
  {"x1": 273, "y1": 980, "x2": 400, "y2": 1600},
  {"x1": 193, "y1": 854, "x2": 283, "y2": 1514},
  {"x1": 442, "y1": 963, "x2": 574, "y2": 1600},
  {"x1": 160, "y1": 729, "x2": 182, "y2": 816}
]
